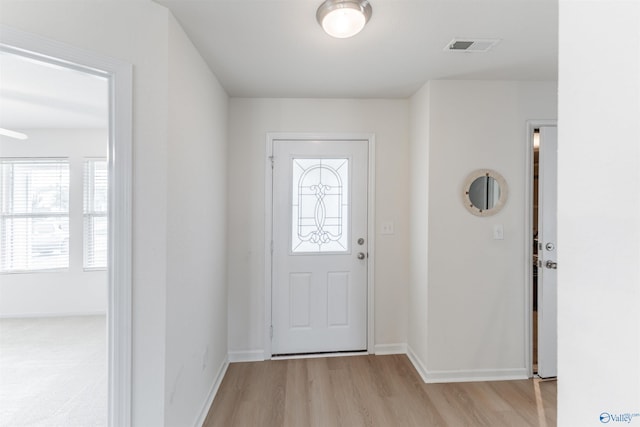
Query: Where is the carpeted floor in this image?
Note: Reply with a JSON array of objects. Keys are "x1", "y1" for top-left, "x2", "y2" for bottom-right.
[{"x1": 0, "y1": 315, "x2": 107, "y2": 427}]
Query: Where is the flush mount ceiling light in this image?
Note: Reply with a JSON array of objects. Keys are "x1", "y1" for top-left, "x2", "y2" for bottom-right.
[{"x1": 317, "y1": 0, "x2": 372, "y2": 39}]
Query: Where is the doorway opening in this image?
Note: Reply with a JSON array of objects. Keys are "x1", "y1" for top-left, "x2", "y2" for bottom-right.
[
  {"x1": 532, "y1": 128, "x2": 540, "y2": 374},
  {"x1": 0, "y1": 49, "x2": 110, "y2": 426},
  {"x1": 0, "y1": 26, "x2": 132, "y2": 426},
  {"x1": 528, "y1": 121, "x2": 558, "y2": 379}
]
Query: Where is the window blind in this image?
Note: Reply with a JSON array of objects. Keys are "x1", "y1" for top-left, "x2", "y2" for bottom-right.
[
  {"x1": 83, "y1": 159, "x2": 108, "y2": 270},
  {"x1": 0, "y1": 159, "x2": 70, "y2": 272}
]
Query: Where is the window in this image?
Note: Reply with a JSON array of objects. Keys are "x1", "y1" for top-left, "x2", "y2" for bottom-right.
[
  {"x1": 84, "y1": 159, "x2": 108, "y2": 270},
  {"x1": 0, "y1": 159, "x2": 70, "y2": 272}
]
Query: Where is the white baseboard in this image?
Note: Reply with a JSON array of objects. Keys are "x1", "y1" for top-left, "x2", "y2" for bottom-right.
[
  {"x1": 423, "y1": 368, "x2": 529, "y2": 383},
  {"x1": 406, "y1": 345, "x2": 527, "y2": 383},
  {"x1": 0, "y1": 311, "x2": 106, "y2": 319},
  {"x1": 374, "y1": 343, "x2": 407, "y2": 355},
  {"x1": 194, "y1": 356, "x2": 229, "y2": 427},
  {"x1": 227, "y1": 346, "x2": 527, "y2": 386},
  {"x1": 228, "y1": 349, "x2": 265, "y2": 363},
  {"x1": 407, "y1": 345, "x2": 429, "y2": 382}
]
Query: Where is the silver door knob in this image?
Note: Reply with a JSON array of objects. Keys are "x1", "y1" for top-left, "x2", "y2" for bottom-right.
[
  {"x1": 545, "y1": 260, "x2": 557, "y2": 269},
  {"x1": 357, "y1": 252, "x2": 366, "y2": 260}
]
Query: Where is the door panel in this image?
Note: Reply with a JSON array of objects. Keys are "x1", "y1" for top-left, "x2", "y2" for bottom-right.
[
  {"x1": 290, "y1": 273, "x2": 311, "y2": 328},
  {"x1": 537, "y1": 126, "x2": 558, "y2": 378},
  {"x1": 272, "y1": 140, "x2": 368, "y2": 355},
  {"x1": 327, "y1": 272, "x2": 349, "y2": 326}
]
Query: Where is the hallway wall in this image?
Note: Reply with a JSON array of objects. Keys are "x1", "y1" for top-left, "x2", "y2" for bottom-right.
[
  {"x1": 165, "y1": 14, "x2": 229, "y2": 427},
  {"x1": 0, "y1": 3, "x2": 230, "y2": 426},
  {"x1": 227, "y1": 98, "x2": 410, "y2": 357},
  {"x1": 409, "y1": 80, "x2": 558, "y2": 382}
]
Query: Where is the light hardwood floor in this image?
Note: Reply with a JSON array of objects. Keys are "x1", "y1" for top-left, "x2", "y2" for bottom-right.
[{"x1": 203, "y1": 354, "x2": 556, "y2": 427}]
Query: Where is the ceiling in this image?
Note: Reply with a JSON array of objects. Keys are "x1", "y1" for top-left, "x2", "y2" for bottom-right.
[
  {"x1": 0, "y1": 51, "x2": 108, "y2": 130},
  {"x1": 0, "y1": 0, "x2": 557, "y2": 131},
  {"x1": 155, "y1": 0, "x2": 558, "y2": 98}
]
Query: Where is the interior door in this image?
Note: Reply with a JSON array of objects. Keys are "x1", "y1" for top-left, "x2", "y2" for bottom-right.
[
  {"x1": 271, "y1": 139, "x2": 368, "y2": 355},
  {"x1": 537, "y1": 126, "x2": 558, "y2": 378}
]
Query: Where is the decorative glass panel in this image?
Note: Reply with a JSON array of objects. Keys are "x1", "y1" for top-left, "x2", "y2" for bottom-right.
[{"x1": 291, "y1": 158, "x2": 349, "y2": 253}]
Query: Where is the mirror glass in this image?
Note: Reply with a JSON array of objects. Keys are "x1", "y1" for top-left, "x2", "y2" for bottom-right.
[
  {"x1": 463, "y1": 169, "x2": 508, "y2": 216},
  {"x1": 468, "y1": 176, "x2": 501, "y2": 211}
]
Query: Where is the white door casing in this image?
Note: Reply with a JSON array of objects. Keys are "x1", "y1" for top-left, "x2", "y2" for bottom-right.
[
  {"x1": 537, "y1": 126, "x2": 558, "y2": 378},
  {"x1": 269, "y1": 136, "x2": 371, "y2": 355}
]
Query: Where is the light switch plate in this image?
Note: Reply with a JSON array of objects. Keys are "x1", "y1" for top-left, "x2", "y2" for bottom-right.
[
  {"x1": 381, "y1": 222, "x2": 395, "y2": 235},
  {"x1": 493, "y1": 224, "x2": 504, "y2": 240}
]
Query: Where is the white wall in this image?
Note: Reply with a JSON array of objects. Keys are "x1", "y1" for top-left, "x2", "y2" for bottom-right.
[
  {"x1": 1, "y1": 3, "x2": 229, "y2": 426},
  {"x1": 0, "y1": 129, "x2": 107, "y2": 317},
  {"x1": 408, "y1": 83, "x2": 430, "y2": 374},
  {"x1": 408, "y1": 80, "x2": 557, "y2": 382},
  {"x1": 227, "y1": 98, "x2": 410, "y2": 356},
  {"x1": 558, "y1": 2, "x2": 640, "y2": 425},
  {"x1": 164, "y1": 14, "x2": 228, "y2": 427}
]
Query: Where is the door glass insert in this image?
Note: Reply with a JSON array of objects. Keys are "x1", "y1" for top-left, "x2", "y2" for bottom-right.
[{"x1": 291, "y1": 158, "x2": 349, "y2": 253}]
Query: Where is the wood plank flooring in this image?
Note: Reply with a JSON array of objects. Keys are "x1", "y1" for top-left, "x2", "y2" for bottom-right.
[{"x1": 203, "y1": 354, "x2": 556, "y2": 427}]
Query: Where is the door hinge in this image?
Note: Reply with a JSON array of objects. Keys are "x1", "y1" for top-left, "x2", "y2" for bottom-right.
[
  {"x1": 269, "y1": 156, "x2": 274, "y2": 169},
  {"x1": 270, "y1": 325, "x2": 273, "y2": 339}
]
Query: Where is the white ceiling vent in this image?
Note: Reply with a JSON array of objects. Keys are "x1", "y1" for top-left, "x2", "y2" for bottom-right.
[{"x1": 445, "y1": 38, "x2": 501, "y2": 53}]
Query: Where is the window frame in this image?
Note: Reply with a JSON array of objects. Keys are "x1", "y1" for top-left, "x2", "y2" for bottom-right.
[
  {"x1": 0, "y1": 157, "x2": 71, "y2": 273},
  {"x1": 83, "y1": 157, "x2": 108, "y2": 271}
]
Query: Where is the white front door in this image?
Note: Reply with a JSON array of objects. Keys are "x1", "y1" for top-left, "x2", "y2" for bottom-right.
[
  {"x1": 537, "y1": 126, "x2": 558, "y2": 378},
  {"x1": 271, "y1": 139, "x2": 368, "y2": 355}
]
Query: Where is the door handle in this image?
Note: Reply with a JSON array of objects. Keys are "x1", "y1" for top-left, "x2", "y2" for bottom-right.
[
  {"x1": 357, "y1": 252, "x2": 366, "y2": 260},
  {"x1": 545, "y1": 260, "x2": 557, "y2": 269}
]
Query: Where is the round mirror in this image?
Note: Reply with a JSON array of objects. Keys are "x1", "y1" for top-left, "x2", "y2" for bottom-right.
[{"x1": 463, "y1": 169, "x2": 508, "y2": 216}]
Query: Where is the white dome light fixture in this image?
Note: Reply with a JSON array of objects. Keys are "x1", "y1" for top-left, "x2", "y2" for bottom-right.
[{"x1": 317, "y1": 0, "x2": 372, "y2": 39}]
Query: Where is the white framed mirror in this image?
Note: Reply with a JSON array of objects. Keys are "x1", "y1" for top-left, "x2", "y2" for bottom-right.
[{"x1": 463, "y1": 169, "x2": 508, "y2": 216}]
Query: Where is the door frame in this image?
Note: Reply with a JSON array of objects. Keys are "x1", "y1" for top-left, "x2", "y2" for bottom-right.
[
  {"x1": 524, "y1": 119, "x2": 557, "y2": 378},
  {"x1": 0, "y1": 26, "x2": 133, "y2": 426},
  {"x1": 264, "y1": 132, "x2": 376, "y2": 358}
]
